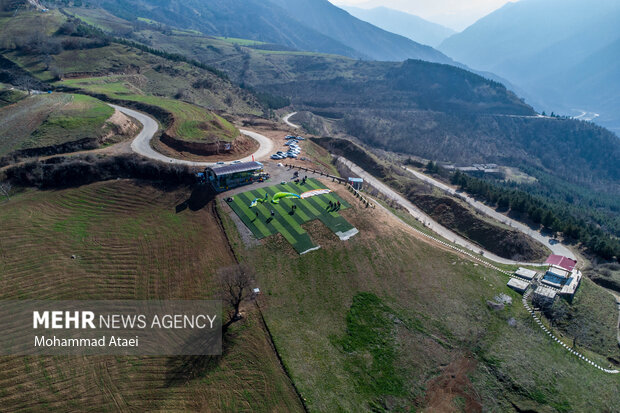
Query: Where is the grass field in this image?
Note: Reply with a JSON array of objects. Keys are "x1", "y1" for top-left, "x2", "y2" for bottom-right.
[
  {"x1": 59, "y1": 76, "x2": 240, "y2": 143},
  {"x1": 222, "y1": 184, "x2": 620, "y2": 412},
  {"x1": 0, "y1": 180, "x2": 303, "y2": 412},
  {"x1": 227, "y1": 179, "x2": 355, "y2": 253},
  {"x1": 0, "y1": 92, "x2": 115, "y2": 156}
]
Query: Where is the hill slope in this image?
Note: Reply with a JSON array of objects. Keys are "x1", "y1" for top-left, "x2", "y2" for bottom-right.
[
  {"x1": 89, "y1": 0, "x2": 452, "y2": 63},
  {"x1": 92, "y1": 0, "x2": 364, "y2": 58},
  {"x1": 0, "y1": 91, "x2": 137, "y2": 159},
  {"x1": 439, "y1": 0, "x2": 620, "y2": 134},
  {"x1": 341, "y1": 6, "x2": 455, "y2": 47},
  {"x1": 0, "y1": 180, "x2": 304, "y2": 412},
  {"x1": 268, "y1": 0, "x2": 453, "y2": 63}
]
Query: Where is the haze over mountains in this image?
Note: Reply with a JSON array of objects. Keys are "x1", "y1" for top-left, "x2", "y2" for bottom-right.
[
  {"x1": 340, "y1": 6, "x2": 455, "y2": 47},
  {"x1": 269, "y1": 0, "x2": 452, "y2": 62},
  {"x1": 95, "y1": 0, "x2": 453, "y2": 64},
  {"x1": 439, "y1": 0, "x2": 620, "y2": 135}
]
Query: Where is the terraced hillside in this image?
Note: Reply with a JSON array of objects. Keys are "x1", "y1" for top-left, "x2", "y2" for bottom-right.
[
  {"x1": 0, "y1": 180, "x2": 303, "y2": 411},
  {"x1": 0, "y1": 9, "x2": 261, "y2": 115},
  {"x1": 0, "y1": 92, "x2": 131, "y2": 157},
  {"x1": 59, "y1": 77, "x2": 239, "y2": 144}
]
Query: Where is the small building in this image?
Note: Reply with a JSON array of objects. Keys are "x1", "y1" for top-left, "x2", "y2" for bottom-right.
[
  {"x1": 507, "y1": 278, "x2": 530, "y2": 293},
  {"x1": 541, "y1": 255, "x2": 582, "y2": 298},
  {"x1": 348, "y1": 177, "x2": 363, "y2": 190},
  {"x1": 205, "y1": 161, "x2": 264, "y2": 192},
  {"x1": 533, "y1": 286, "x2": 557, "y2": 307},
  {"x1": 545, "y1": 255, "x2": 577, "y2": 271},
  {"x1": 515, "y1": 267, "x2": 537, "y2": 280}
]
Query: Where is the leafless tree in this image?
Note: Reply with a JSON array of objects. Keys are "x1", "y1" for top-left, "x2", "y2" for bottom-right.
[
  {"x1": 218, "y1": 263, "x2": 255, "y2": 330},
  {"x1": 0, "y1": 182, "x2": 11, "y2": 201}
]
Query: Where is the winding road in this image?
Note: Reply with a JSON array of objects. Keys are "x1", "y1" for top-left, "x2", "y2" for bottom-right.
[
  {"x1": 111, "y1": 104, "x2": 274, "y2": 167},
  {"x1": 403, "y1": 167, "x2": 575, "y2": 260},
  {"x1": 338, "y1": 157, "x2": 548, "y2": 266},
  {"x1": 120, "y1": 103, "x2": 574, "y2": 267},
  {"x1": 282, "y1": 112, "x2": 300, "y2": 129}
]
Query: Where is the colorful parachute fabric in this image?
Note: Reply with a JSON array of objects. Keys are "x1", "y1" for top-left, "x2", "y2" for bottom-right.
[
  {"x1": 249, "y1": 197, "x2": 266, "y2": 208},
  {"x1": 271, "y1": 192, "x2": 301, "y2": 204},
  {"x1": 300, "y1": 189, "x2": 332, "y2": 199}
]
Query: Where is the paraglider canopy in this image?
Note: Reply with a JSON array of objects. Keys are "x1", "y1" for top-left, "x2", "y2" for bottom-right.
[{"x1": 271, "y1": 192, "x2": 301, "y2": 204}]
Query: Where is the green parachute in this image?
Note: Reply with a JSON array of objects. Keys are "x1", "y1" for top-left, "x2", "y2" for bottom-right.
[{"x1": 271, "y1": 192, "x2": 301, "y2": 204}]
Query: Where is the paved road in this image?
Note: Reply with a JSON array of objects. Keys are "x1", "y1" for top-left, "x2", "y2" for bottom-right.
[
  {"x1": 282, "y1": 112, "x2": 300, "y2": 129},
  {"x1": 111, "y1": 104, "x2": 274, "y2": 167},
  {"x1": 339, "y1": 157, "x2": 550, "y2": 266},
  {"x1": 403, "y1": 167, "x2": 576, "y2": 260}
]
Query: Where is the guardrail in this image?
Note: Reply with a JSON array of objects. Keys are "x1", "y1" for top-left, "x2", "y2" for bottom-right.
[{"x1": 284, "y1": 163, "x2": 374, "y2": 208}]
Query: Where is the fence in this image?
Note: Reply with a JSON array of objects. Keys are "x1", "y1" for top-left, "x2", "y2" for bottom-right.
[{"x1": 284, "y1": 163, "x2": 374, "y2": 208}]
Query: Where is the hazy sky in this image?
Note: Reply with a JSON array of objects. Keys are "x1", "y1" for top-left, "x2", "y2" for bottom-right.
[{"x1": 330, "y1": 0, "x2": 519, "y2": 31}]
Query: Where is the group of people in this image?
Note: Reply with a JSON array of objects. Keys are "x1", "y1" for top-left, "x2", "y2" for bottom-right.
[
  {"x1": 328, "y1": 200, "x2": 341, "y2": 211},
  {"x1": 293, "y1": 173, "x2": 308, "y2": 186}
]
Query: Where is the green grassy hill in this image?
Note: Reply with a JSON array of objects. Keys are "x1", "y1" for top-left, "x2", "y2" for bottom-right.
[
  {"x1": 0, "y1": 91, "x2": 118, "y2": 156},
  {"x1": 223, "y1": 184, "x2": 620, "y2": 412},
  {"x1": 0, "y1": 9, "x2": 262, "y2": 115},
  {"x1": 0, "y1": 9, "x2": 251, "y2": 144},
  {"x1": 60, "y1": 77, "x2": 239, "y2": 143},
  {"x1": 0, "y1": 180, "x2": 304, "y2": 412}
]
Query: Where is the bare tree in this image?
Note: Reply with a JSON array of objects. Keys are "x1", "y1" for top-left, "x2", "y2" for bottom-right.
[
  {"x1": 0, "y1": 182, "x2": 11, "y2": 201},
  {"x1": 218, "y1": 263, "x2": 254, "y2": 330}
]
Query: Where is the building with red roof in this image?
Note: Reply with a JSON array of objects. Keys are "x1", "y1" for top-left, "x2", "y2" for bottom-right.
[{"x1": 544, "y1": 255, "x2": 577, "y2": 271}]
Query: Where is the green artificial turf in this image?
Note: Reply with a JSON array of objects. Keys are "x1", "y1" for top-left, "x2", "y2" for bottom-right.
[{"x1": 228, "y1": 179, "x2": 355, "y2": 253}]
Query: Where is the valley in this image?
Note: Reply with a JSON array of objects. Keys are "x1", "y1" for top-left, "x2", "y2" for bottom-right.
[{"x1": 0, "y1": 1, "x2": 619, "y2": 412}]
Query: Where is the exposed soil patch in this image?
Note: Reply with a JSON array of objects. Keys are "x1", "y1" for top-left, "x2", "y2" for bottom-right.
[
  {"x1": 422, "y1": 355, "x2": 482, "y2": 413},
  {"x1": 151, "y1": 133, "x2": 259, "y2": 162},
  {"x1": 411, "y1": 194, "x2": 549, "y2": 262},
  {"x1": 103, "y1": 108, "x2": 140, "y2": 143}
]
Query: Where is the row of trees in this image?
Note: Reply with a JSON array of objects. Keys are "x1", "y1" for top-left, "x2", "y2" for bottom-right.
[{"x1": 450, "y1": 171, "x2": 620, "y2": 261}]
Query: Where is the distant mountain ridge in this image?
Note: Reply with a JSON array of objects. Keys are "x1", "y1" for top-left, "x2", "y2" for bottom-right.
[
  {"x1": 439, "y1": 0, "x2": 620, "y2": 134},
  {"x1": 341, "y1": 6, "x2": 455, "y2": 47},
  {"x1": 92, "y1": 0, "x2": 453, "y2": 64},
  {"x1": 267, "y1": 0, "x2": 453, "y2": 63}
]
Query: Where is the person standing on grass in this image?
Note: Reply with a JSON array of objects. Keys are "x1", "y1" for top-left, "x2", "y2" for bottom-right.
[
  {"x1": 270, "y1": 210, "x2": 275, "y2": 217},
  {"x1": 337, "y1": 201, "x2": 341, "y2": 210}
]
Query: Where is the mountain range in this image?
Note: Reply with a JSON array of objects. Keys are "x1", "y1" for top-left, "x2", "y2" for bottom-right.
[
  {"x1": 340, "y1": 6, "x2": 455, "y2": 47},
  {"x1": 93, "y1": 0, "x2": 453, "y2": 64},
  {"x1": 439, "y1": 0, "x2": 620, "y2": 135}
]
